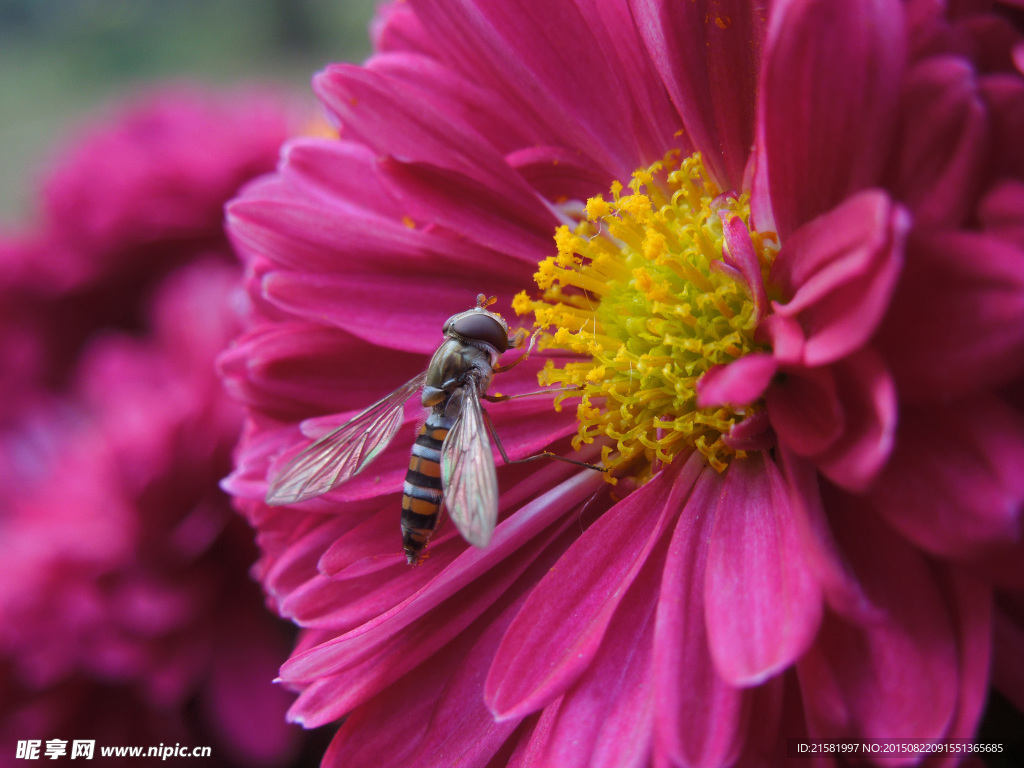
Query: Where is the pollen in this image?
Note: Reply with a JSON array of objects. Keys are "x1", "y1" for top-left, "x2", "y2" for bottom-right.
[{"x1": 517, "y1": 152, "x2": 778, "y2": 482}]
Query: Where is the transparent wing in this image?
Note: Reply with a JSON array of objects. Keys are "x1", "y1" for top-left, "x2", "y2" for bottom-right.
[
  {"x1": 441, "y1": 384, "x2": 499, "y2": 548},
  {"x1": 266, "y1": 372, "x2": 427, "y2": 505}
]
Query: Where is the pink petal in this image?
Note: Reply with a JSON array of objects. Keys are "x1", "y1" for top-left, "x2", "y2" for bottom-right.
[
  {"x1": 283, "y1": 470, "x2": 606, "y2": 725},
  {"x1": 710, "y1": 259, "x2": 743, "y2": 284},
  {"x1": 514, "y1": 538, "x2": 662, "y2": 768},
  {"x1": 875, "y1": 231, "x2": 1024, "y2": 402},
  {"x1": 482, "y1": 386, "x2": 581, "y2": 459},
  {"x1": 314, "y1": 63, "x2": 542, "y2": 205},
  {"x1": 258, "y1": 505, "x2": 374, "y2": 611},
  {"x1": 202, "y1": 604, "x2": 298, "y2": 766},
  {"x1": 228, "y1": 175, "x2": 529, "y2": 285},
  {"x1": 303, "y1": 462, "x2": 594, "y2": 634},
  {"x1": 629, "y1": 0, "x2": 765, "y2": 189},
  {"x1": 219, "y1": 322, "x2": 427, "y2": 419},
  {"x1": 285, "y1": 541, "x2": 424, "y2": 633},
  {"x1": 890, "y1": 55, "x2": 988, "y2": 229},
  {"x1": 370, "y1": 0, "x2": 436, "y2": 56},
  {"x1": 722, "y1": 409, "x2": 775, "y2": 452},
  {"x1": 980, "y1": 179, "x2": 1024, "y2": 250},
  {"x1": 756, "y1": 313, "x2": 804, "y2": 365},
  {"x1": 318, "y1": 500, "x2": 410, "y2": 578},
  {"x1": 220, "y1": 420, "x2": 294, "y2": 502},
  {"x1": 407, "y1": 0, "x2": 664, "y2": 180},
  {"x1": 485, "y1": 454, "x2": 703, "y2": 721},
  {"x1": 654, "y1": 465, "x2": 750, "y2": 768},
  {"x1": 720, "y1": 211, "x2": 769, "y2": 320},
  {"x1": 981, "y1": 71, "x2": 1024, "y2": 181},
  {"x1": 761, "y1": 0, "x2": 906, "y2": 238},
  {"x1": 903, "y1": 0, "x2": 949, "y2": 64},
  {"x1": 804, "y1": 347, "x2": 897, "y2": 491},
  {"x1": 869, "y1": 396, "x2": 1024, "y2": 558},
  {"x1": 775, "y1": 449, "x2": 878, "y2": 623},
  {"x1": 280, "y1": 138, "x2": 399, "y2": 217},
  {"x1": 506, "y1": 146, "x2": 614, "y2": 207},
  {"x1": 769, "y1": 190, "x2": 909, "y2": 366},
  {"x1": 321, "y1": 594, "x2": 523, "y2": 768},
  {"x1": 765, "y1": 364, "x2": 844, "y2": 458},
  {"x1": 797, "y1": 503, "x2": 959, "y2": 746},
  {"x1": 506, "y1": 709, "x2": 560, "y2": 768},
  {"x1": 705, "y1": 453, "x2": 823, "y2": 686},
  {"x1": 379, "y1": 156, "x2": 556, "y2": 266},
  {"x1": 260, "y1": 268, "x2": 527, "y2": 356},
  {"x1": 311, "y1": 398, "x2": 581, "y2": 572},
  {"x1": 226, "y1": 142, "x2": 456, "y2": 276},
  {"x1": 745, "y1": 130, "x2": 777, "y2": 237},
  {"x1": 366, "y1": 51, "x2": 544, "y2": 155},
  {"x1": 940, "y1": 570, "x2": 992, "y2": 743},
  {"x1": 696, "y1": 353, "x2": 777, "y2": 409},
  {"x1": 576, "y1": 0, "x2": 689, "y2": 163},
  {"x1": 229, "y1": 190, "x2": 388, "y2": 277}
]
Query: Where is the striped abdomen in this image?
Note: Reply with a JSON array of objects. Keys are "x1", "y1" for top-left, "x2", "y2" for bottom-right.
[{"x1": 402, "y1": 411, "x2": 450, "y2": 564}]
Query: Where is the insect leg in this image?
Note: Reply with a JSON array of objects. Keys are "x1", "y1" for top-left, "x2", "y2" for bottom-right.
[
  {"x1": 481, "y1": 408, "x2": 606, "y2": 473},
  {"x1": 482, "y1": 384, "x2": 584, "y2": 403},
  {"x1": 492, "y1": 330, "x2": 536, "y2": 373}
]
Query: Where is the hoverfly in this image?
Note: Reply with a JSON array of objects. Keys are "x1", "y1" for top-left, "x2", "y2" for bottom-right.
[{"x1": 265, "y1": 294, "x2": 602, "y2": 564}]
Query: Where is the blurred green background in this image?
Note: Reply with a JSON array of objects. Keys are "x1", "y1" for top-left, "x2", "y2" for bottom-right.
[{"x1": 0, "y1": 0, "x2": 378, "y2": 224}]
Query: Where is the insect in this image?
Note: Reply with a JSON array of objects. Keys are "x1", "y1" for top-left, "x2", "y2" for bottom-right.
[{"x1": 265, "y1": 294, "x2": 602, "y2": 564}]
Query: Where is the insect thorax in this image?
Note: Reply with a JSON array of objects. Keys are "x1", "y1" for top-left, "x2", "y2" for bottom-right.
[{"x1": 422, "y1": 338, "x2": 494, "y2": 408}]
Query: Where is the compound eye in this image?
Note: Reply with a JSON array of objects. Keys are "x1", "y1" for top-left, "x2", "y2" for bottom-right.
[{"x1": 451, "y1": 313, "x2": 509, "y2": 353}]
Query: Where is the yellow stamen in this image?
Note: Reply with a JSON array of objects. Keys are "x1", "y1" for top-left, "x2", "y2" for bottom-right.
[{"x1": 518, "y1": 152, "x2": 778, "y2": 483}]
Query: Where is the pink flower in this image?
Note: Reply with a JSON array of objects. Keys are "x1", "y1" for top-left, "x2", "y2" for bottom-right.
[
  {"x1": 223, "y1": 1, "x2": 1024, "y2": 765},
  {"x1": 0, "y1": 263, "x2": 300, "y2": 766},
  {"x1": 35, "y1": 87, "x2": 290, "y2": 290},
  {"x1": 0, "y1": 88, "x2": 289, "y2": 423},
  {"x1": 0, "y1": 89, "x2": 302, "y2": 765}
]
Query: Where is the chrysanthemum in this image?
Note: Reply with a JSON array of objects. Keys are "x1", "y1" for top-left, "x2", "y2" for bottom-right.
[
  {"x1": 0, "y1": 263, "x2": 301, "y2": 765},
  {"x1": 223, "y1": 0, "x2": 1024, "y2": 765},
  {"x1": 0, "y1": 87, "x2": 289, "y2": 421},
  {"x1": 0, "y1": 89, "x2": 302, "y2": 765}
]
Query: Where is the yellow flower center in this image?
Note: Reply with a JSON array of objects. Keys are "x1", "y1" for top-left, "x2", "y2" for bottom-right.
[{"x1": 514, "y1": 152, "x2": 778, "y2": 481}]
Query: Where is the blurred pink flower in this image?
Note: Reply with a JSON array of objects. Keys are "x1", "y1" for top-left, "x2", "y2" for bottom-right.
[
  {"x1": 0, "y1": 264, "x2": 298, "y2": 766},
  {"x1": 222, "y1": 0, "x2": 1024, "y2": 765},
  {"x1": 0, "y1": 89, "x2": 302, "y2": 766},
  {"x1": 0, "y1": 88, "x2": 289, "y2": 423}
]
